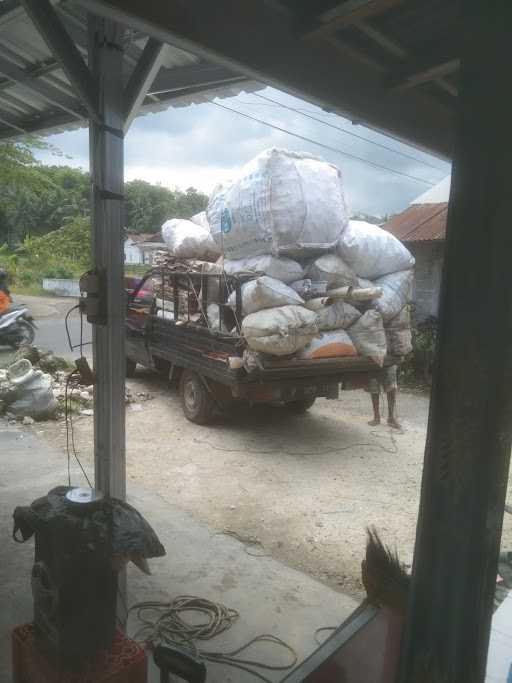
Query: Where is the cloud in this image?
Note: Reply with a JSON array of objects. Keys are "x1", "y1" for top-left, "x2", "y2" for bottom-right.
[{"x1": 36, "y1": 85, "x2": 451, "y2": 218}]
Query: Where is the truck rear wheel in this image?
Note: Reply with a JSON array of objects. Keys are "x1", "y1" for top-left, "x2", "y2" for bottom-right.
[
  {"x1": 180, "y1": 370, "x2": 214, "y2": 424},
  {"x1": 286, "y1": 397, "x2": 316, "y2": 413}
]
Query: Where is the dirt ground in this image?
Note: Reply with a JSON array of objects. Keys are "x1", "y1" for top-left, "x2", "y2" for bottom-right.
[
  {"x1": 30, "y1": 368, "x2": 428, "y2": 599},
  {"x1": 10, "y1": 294, "x2": 512, "y2": 601},
  {"x1": 17, "y1": 363, "x2": 512, "y2": 600}
]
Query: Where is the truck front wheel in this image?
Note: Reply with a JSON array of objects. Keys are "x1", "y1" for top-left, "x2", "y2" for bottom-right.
[
  {"x1": 286, "y1": 397, "x2": 316, "y2": 413},
  {"x1": 179, "y1": 370, "x2": 214, "y2": 424}
]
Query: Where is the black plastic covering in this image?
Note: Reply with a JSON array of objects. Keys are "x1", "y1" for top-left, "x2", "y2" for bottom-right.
[{"x1": 12, "y1": 486, "x2": 166, "y2": 662}]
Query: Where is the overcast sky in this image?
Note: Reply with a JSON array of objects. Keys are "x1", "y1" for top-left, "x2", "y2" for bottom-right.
[{"x1": 36, "y1": 85, "x2": 451, "y2": 218}]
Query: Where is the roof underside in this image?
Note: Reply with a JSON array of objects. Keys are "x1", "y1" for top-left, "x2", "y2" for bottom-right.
[
  {"x1": 383, "y1": 202, "x2": 447, "y2": 241},
  {"x1": 70, "y1": 0, "x2": 460, "y2": 158},
  {"x1": 0, "y1": 0, "x2": 460, "y2": 158},
  {"x1": 0, "y1": 0, "x2": 257, "y2": 140}
]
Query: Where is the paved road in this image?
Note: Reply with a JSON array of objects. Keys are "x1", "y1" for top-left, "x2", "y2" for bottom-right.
[
  {"x1": 35, "y1": 317, "x2": 92, "y2": 358},
  {"x1": 0, "y1": 294, "x2": 92, "y2": 364}
]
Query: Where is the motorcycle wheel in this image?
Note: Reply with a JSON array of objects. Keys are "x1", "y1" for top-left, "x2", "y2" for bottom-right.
[{"x1": 11, "y1": 320, "x2": 35, "y2": 349}]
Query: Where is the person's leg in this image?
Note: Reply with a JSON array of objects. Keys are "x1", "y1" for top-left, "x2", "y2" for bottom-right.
[
  {"x1": 382, "y1": 365, "x2": 401, "y2": 429},
  {"x1": 368, "y1": 392, "x2": 381, "y2": 426},
  {"x1": 386, "y1": 389, "x2": 402, "y2": 429}
]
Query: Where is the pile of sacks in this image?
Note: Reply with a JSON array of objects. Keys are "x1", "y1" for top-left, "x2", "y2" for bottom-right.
[{"x1": 160, "y1": 147, "x2": 414, "y2": 365}]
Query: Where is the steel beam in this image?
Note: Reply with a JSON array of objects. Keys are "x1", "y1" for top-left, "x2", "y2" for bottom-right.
[
  {"x1": 149, "y1": 62, "x2": 243, "y2": 95},
  {"x1": 88, "y1": 14, "x2": 126, "y2": 501},
  {"x1": 21, "y1": 0, "x2": 98, "y2": 120},
  {"x1": 124, "y1": 37, "x2": 165, "y2": 132},
  {"x1": 75, "y1": 0, "x2": 454, "y2": 158},
  {"x1": 0, "y1": 106, "x2": 26, "y2": 133},
  {"x1": 0, "y1": 53, "x2": 85, "y2": 117},
  {"x1": 399, "y1": 1, "x2": 512, "y2": 681}
]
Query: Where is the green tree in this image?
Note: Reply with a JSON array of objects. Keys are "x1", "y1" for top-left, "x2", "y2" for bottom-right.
[
  {"x1": 124, "y1": 180, "x2": 208, "y2": 234},
  {"x1": 0, "y1": 140, "x2": 56, "y2": 246}
]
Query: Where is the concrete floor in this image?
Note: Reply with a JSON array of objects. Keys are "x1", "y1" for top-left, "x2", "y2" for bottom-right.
[{"x1": 0, "y1": 420, "x2": 356, "y2": 682}]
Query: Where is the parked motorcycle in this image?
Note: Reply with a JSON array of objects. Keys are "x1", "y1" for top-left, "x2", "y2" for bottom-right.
[{"x1": 0, "y1": 305, "x2": 36, "y2": 348}]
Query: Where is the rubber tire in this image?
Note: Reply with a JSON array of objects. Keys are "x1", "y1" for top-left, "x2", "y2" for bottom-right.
[
  {"x1": 286, "y1": 397, "x2": 316, "y2": 413},
  {"x1": 179, "y1": 370, "x2": 214, "y2": 425},
  {"x1": 11, "y1": 320, "x2": 35, "y2": 349},
  {"x1": 126, "y1": 358, "x2": 137, "y2": 378}
]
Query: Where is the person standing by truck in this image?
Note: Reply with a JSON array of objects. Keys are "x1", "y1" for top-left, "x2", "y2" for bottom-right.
[{"x1": 367, "y1": 365, "x2": 401, "y2": 430}]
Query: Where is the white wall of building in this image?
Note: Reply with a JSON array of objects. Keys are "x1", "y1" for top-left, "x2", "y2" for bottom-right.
[{"x1": 124, "y1": 238, "x2": 143, "y2": 264}]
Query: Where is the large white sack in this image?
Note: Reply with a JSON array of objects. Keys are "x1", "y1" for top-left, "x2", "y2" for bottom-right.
[
  {"x1": 299, "y1": 330, "x2": 357, "y2": 359},
  {"x1": 337, "y1": 220, "x2": 415, "y2": 279},
  {"x1": 207, "y1": 148, "x2": 349, "y2": 259},
  {"x1": 373, "y1": 270, "x2": 414, "y2": 323},
  {"x1": 242, "y1": 305, "x2": 318, "y2": 356},
  {"x1": 315, "y1": 301, "x2": 360, "y2": 331},
  {"x1": 161, "y1": 218, "x2": 220, "y2": 261},
  {"x1": 8, "y1": 370, "x2": 58, "y2": 419},
  {"x1": 228, "y1": 275, "x2": 303, "y2": 316},
  {"x1": 223, "y1": 255, "x2": 303, "y2": 284},
  {"x1": 385, "y1": 306, "x2": 412, "y2": 356},
  {"x1": 307, "y1": 253, "x2": 357, "y2": 288},
  {"x1": 386, "y1": 327, "x2": 412, "y2": 356},
  {"x1": 347, "y1": 310, "x2": 387, "y2": 366},
  {"x1": 190, "y1": 211, "x2": 210, "y2": 230}
]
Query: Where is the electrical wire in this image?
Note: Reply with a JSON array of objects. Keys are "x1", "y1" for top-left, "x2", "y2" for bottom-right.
[
  {"x1": 252, "y1": 92, "x2": 446, "y2": 172},
  {"x1": 129, "y1": 596, "x2": 297, "y2": 683},
  {"x1": 205, "y1": 98, "x2": 436, "y2": 187},
  {"x1": 79, "y1": 305, "x2": 84, "y2": 358},
  {"x1": 64, "y1": 370, "x2": 93, "y2": 488},
  {"x1": 314, "y1": 626, "x2": 337, "y2": 646},
  {"x1": 64, "y1": 304, "x2": 80, "y2": 352}
]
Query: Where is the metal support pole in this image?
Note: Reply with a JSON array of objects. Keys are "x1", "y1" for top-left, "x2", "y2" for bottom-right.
[
  {"x1": 400, "y1": 2, "x2": 512, "y2": 681},
  {"x1": 87, "y1": 15, "x2": 126, "y2": 501}
]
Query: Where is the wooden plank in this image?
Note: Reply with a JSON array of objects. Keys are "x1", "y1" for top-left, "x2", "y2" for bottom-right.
[
  {"x1": 304, "y1": 0, "x2": 402, "y2": 39},
  {"x1": 399, "y1": 1, "x2": 512, "y2": 680},
  {"x1": 388, "y1": 54, "x2": 460, "y2": 92},
  {"x1": 356, "y1": 20, "x2": 458, "y2": 97}
]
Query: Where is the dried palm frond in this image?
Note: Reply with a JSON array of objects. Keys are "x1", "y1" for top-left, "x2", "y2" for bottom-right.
[{"x1": 361, "y1": 526, "x2": 410, "y2": 613}]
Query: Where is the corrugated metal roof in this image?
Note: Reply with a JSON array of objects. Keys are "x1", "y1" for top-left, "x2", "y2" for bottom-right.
[
  {"x1": 383, "y1": 202, "x2": 447, "y2": 242},
  {"x1": 0, "y1": 0, "x2": 257, "y2": 139}
]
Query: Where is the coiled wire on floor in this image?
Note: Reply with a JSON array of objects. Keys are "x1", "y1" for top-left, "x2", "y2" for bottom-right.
[{"x1": 128, "y1": 595, "x2": 297, "y2": 682}]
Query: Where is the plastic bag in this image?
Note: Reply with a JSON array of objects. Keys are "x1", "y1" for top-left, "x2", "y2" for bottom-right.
[
  {"x1": 190, "y1": 211, "x2": 210, "y2": 230},
  {"x1": 307, "y1": 253, "x2": 357, "y2": 288},
  {"x1": 8, "y1": 364, "x2": 57, "y2": 419},
  {"x1": 299, "y1": 330, "x2": 357, "y2": 359},
  {"x1": 228, "y1": 275, "x2": 304, "y2": 316},
  {"x1": 207, "y1": 148, "x2": 349, "y2": 258},
  {"x1": 161, "y1": 218, "x2": 220, "y2": 261},
  {"x1": 315, "y1": 301, "x2": 360, "y2": 331},
  {"x1": 386, "y1": 327, "x2": 412, "y2": 356},
  {"x1": 347, "y1": 310, "x2": 387, "y2": 366},
  {"x1": 223, "y1": 255, "x2": 304, "y2": 284},
  {"x1": 337, "y1": 220, "x2": 415, "y2": 279},
  {"x1": 373, "y1": 269, "x2": 414, "y2": 322},
  {"x1": 242, "y1": 305, "x2": 318, "y2": 356}
]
